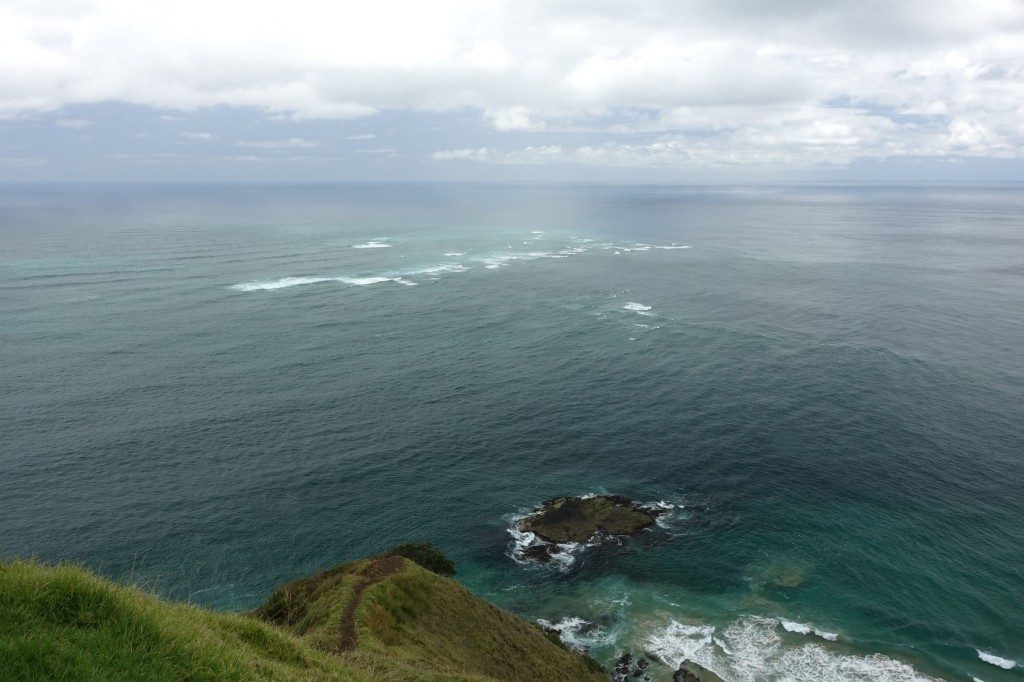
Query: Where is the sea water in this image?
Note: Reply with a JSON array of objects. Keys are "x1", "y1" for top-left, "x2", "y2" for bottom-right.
[{"x1": 1, "y1": 183, "x2": 1022, "y2": 681}]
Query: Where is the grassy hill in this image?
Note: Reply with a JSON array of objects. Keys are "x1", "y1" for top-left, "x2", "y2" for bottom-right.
[{"x1": 0, "y1": 547, "x2": 606, "y2": 681}]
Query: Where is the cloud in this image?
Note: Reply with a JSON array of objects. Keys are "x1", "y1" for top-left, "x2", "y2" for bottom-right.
[
  {"x1": 237, "y1": 137, "x2": 318, "y2": 148},
  {"x1": 55, "y1": 118, "x2": 92, "y2": 129},
  {"x1": 2, "y1": 0, "x2": 1023, "y2": 165},
  {"x1": 346, "y1": 133, "x2": 376, "y2": 140},
  {"x1": 181, "y1": 131, "x2": 216, "y2": 140}
]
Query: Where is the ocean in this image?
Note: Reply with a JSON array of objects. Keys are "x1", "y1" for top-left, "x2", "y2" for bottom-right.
[{"x1": 1, "y1": 183, "x2": 1022, "y2": 681}]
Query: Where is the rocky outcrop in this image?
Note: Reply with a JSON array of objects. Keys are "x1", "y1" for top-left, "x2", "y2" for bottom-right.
[
  {"x1": 613, "y1": 652, "x2": 652, "y2": 681},
  {"x1": 518, "y1": 495, "x2": 663, "y2": 544},
  {"x1": 672, "y1": 660, "x2": 724, "y2": 682}
]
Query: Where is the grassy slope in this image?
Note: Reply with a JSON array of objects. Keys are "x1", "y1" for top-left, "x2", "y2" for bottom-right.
[
  {"x1": 1, "y1": 557, "x2": 605, "y2": 681},
  {"x1": 258, "y1": 556, "x2": 606, "y2": 681}
]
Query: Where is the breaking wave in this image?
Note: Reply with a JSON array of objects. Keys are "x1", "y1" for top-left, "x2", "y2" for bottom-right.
[
  {"x1": 537, "y1": 617, "x2": 615, "y2": 652},
  {"x1": 780, "y1": 620, "x2": 839, "y2": 641},
  {"x1": 646, "y1": 615, "x2": 935, "y2": 682},
  {"x1": 977, "y1": 650, "x2": 1016, "y2": 669},
  {"x1": 229, "y1": 275, "x2": 401, "y2": 291},
  {"x1": 231, "y1": 236, "x2": 692, "y2": 292}
]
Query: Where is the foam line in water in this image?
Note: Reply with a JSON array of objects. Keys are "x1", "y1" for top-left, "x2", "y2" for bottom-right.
[
  {"x1": 623, "y1": 302, "x2": 652, "y2": 312},
  {"x1": 977, "y1": 650, "x2": 1016, "y2": 669},
  {"x1": 780, "y1": 620, "x2": 838, "y2": 641},
  {"x1": 230, "y1": 275, "x2": 401, "y2": 291},
  {"x1": 536, "y1": 616, "x2": 614, "y2": 652},
  {"x1": 230, "y1": 276, "x2": 336, "y2": 291},
  {"x1": 232, "y1": 236, "x2": 690, "y2": 293},
  {"x1": 646, "y1": 615, "x2": 935, "y2": 681}
]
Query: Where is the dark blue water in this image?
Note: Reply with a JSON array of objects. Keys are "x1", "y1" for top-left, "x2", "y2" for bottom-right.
[{"x1": 1, "y1": 184, "x2": 1022, "y2": 680}]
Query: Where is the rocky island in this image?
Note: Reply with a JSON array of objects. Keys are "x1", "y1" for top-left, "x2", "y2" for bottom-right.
[{"x1": 516, "y1": 495, "x2": 665, "y2": 563}]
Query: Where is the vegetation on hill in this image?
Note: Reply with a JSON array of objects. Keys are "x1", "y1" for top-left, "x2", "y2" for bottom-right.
[
  {"x1": 1, "y1": 547, "x2": 606, "y2": 681},
  {"x1": 381, "y1": 542, "x2": 456, "y2": 577}
]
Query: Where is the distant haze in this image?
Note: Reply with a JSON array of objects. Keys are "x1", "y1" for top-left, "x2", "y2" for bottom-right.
[{"x1": 2, "y1": 0, "x2": 1023, "y2": 181}]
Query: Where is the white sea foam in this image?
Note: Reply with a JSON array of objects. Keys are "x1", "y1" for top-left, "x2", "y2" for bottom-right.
[
  {"x1": 232, "y1": 233, "x2": 670, "y2": 295},
  {"x1": 507, "y1": 525, "x2": 537, "y2": 563},
  {"x1": 656, "y1": 245, "x2": 693, "y2": 249},
  {"x1": 780, "y1": 620, "x2": 838, "y2": 641},
  {"x1": 646, "y1": 615, "x2": 934, "y2": 682},
  {"x1": 537, "y1": 617, "x2": 614, "y2": 652},
  {"x1": 231, "y1": 274, "x2": 408, "y2": 291},
  {"x1": 409, "y1": 263, "x2": 470, "y2": 275},
  {"x1": 343, "y1": 276, "x2": 392, "y2": 285},
  {"x1": 623, "y1": 302, "x2": 652, "y2": 312},
  {"x1": 549, "y1": 542, "x2": 582, "y2": 571},
  {"x1": 231, "y1": 275, "x2": 412, "y2": 291},
  {"x1": 781, "y1": 620, "x2": 812, "y2": 635},
  {"x1": 230, "y1": 276, "x2": 336, "y2": 291},
  {"x1": 506, "y1": 523, "x2": 582, "y2": 572},
  {"x1": 978, "y1": 650, "x2": 1016, "y2": 669},
  {"x1": 477, "y1": 252, "x2": 549, "y2": 269},
  {"x1": 646, "y1": 620, "x2": 717, "y2": 665}
]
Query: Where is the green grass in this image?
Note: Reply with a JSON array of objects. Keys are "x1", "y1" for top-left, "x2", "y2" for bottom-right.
[
  {"x1": 0, "y1": 560, "x2": 359, "y2": 681},
  {"x1": 353, "y1": 562, "x2": 606, "y2": 680},
  {"x1": 1, "y1": 554, "x2": 605, "y2": 681}
]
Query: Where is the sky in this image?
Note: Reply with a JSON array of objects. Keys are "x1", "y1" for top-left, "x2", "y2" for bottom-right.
[{"x1": 2, "y1": 0, "x2": 1023, "y2": 182}]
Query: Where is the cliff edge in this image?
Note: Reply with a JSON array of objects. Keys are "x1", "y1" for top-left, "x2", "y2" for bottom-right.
[{"x1": 0, "y1": 546, "x2": 605, "y2": 681}]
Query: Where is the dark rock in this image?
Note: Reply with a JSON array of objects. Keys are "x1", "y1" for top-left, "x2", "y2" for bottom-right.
[
  {"x1": 518, "y1": 495, "x2": 659, "y2": 544},
  {"x1": 519, "y1": 544, "x2": 556, "y2": 563},
  {"x1": 613, "y1": 653, "x2": 634, "y2": 681},
  {"x1": 673, "y1": 661, "x2": 724, "y2": 682},
  {"x1": 673, "y1": 668, "x2": 700, "y2": 682},
  {"x1": 612, "y1": 652, "x2": 652, "y2": 681}
]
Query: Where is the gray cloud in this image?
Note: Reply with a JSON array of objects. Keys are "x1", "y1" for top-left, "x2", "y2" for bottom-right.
[
  {"x1": 237, "y1": 137, "x2": 318, "y2": 149},
  {"x1": 1, "y1": 0, "x2": 1022, "y2": 167}
]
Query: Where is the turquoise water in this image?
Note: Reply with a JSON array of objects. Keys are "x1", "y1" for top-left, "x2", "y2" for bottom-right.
[{"x1": 1, "y1": 184, "x2": 1022, "y2": 680}]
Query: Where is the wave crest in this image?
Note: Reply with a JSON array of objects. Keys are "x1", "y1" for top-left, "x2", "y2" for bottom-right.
[{"x1": 977, "y1": 650, "x2": 1017, "y2": 669}]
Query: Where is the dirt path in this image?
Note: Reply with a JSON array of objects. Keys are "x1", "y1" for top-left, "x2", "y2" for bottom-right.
[{"x1": 338, "y1": 555, "x2": 406, "y2": 651}]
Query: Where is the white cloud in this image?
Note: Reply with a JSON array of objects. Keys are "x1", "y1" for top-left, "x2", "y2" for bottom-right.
[
  {"x1": 433, "y1": 147, "x2": 491, "y2": 161},
  {"x1": 346, "y1": 133, "x2": 376, "y2": 140},
  {"x1": 1, "y1": 0, "x2": 1023, "y2": 165},
  {"x1": 181, "y1": 131, "x2": 216, "y2": 140},
  {"x1": 237, "y1": 137, "x2": 318, "y2": 148},
  {"x1": 55, "y1": 118, "x2": 92, "y2": 129}
]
